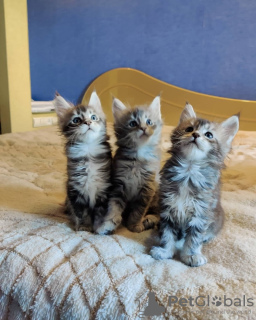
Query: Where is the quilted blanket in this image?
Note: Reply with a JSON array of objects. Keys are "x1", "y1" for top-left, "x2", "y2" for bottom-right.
[{"x1": 0, "y1": 125, "x2": 255, "y2": 320}]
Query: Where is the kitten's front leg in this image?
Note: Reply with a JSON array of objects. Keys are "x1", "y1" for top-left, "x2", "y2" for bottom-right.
[
  {"x1": 125, "y1": 195, "x2": 153, "y2": 233},
  {"x1": 94, "y1": 199, "x2": 124, "y2": 235},
  {"x1": 124, "y1": 182, "x2": 159, "y2": 233},
  {"x1": 150, "y1": 217, "x2": 177, "y2": 259},
  {"x1": 76, "y1": 211, "x2": 93, "y2": 232},
  {"x1": 92, "y1": 200, "x2": 108, "y2": 233},
  {"x1": 143, "y1": 191, "x2": 160, "y2": 229},
  {"x1": 67, "y1": 193, "x2": 92, "y2": 232},
  {"x1": 71, "y1": 207, "x2": 92, "y2": 232},
  {"x1": 180, "y1": 222, "x2": 207, "y2": 267}
]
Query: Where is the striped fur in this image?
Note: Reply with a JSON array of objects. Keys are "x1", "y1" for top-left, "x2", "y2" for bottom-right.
[
  {"x1": 54, "y1": 92, "x2": 112, "y2": 232},
  {"x1": 95, "y1": 97, "x2": 163, "y2": 234},
  {"x1": 150, "y1": 103, "x2": 239, "y2": 267}
]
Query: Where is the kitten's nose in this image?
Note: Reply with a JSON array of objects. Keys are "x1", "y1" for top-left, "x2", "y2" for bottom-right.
[
  {"x1": 85, "y1": 120, "x2": 91, "y2": 126},
  {"x1": 192, "y1": 132, "x2": 200, "y2": 139},
  {"x1": 140, "y1": 127, "x2": 146, "y2": 132}
]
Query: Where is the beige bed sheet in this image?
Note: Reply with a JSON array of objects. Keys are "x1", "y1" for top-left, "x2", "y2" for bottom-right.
[{"x1": 0, "y1": 125, "x2": 255, "y2": 320}]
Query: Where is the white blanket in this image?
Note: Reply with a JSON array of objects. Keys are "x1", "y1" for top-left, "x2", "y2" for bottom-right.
[{"x1": 0, "y1": 125, "x2": 255, "y2": 320}]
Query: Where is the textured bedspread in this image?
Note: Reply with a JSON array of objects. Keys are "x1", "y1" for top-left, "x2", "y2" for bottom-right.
[{"x1": 0, "y1": 125, "x2": 255, "y2": 320}]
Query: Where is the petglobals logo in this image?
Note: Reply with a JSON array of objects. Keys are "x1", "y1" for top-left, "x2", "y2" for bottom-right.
[
  {"x1": 168, "y1": 295, "x2": 254, "y2": 308},
  {"x1": 136, "y1": 292, "x2": 254, "y2": 318}
]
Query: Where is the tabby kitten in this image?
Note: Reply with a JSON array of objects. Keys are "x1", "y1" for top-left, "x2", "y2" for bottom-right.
[
  {"x1": 150, "y1": 103, "x2": 239, "y2": 267},
  {"x1": 95, "y1": 96, "x2": 162, "y2": 234},
  {"x1": 54, "y1": 92, "x2": 112, "y2": 232}
]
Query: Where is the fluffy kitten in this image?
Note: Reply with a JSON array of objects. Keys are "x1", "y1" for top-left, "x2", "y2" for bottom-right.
[
  {"x1": 150, "y1": 103, "x2": 239, "y2": 267},
  {"x1": 54, "y1": 92, "x2": 112, "y2": 232},
  {"x1": 95, "y1": 96, "x2": 163, "y2": 234}
]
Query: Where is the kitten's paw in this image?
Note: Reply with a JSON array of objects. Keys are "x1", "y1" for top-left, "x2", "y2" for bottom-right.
[
  {"x1": 64, "y1": 208, "x2": 71, "y2": 215},
  {"x1": 95, "y1": 220, "x2": 117, "y2": 235},
  {"x1": 127, "y1": 223, "x2": 145, "y2": 233},
  {"x1": 143, "y1": 215, "x2": 159, "y2": 230},
  {"x1": 150, "y1": 246, "x2": 174, "y2": 260},
  {"x1": 75, "y1": 225, "x2": 92, "y2": 232},
  {"x1": 180, "y1": 254, "x2": 207, "y2": 267},
  {"x1": 203, "y1": 234, "x2": 215, "y2": 243}
]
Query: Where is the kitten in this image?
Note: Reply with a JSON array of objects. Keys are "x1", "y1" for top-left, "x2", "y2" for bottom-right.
[
  {"x1": 95, "y1": 96, "x2": 163, "y2": 234},
  {"x1": 150, "y1": 103, "x2": 239, "y2": 267},
  {"x1": 54, "y1": 92, "x2": 112, "y2": 232}
]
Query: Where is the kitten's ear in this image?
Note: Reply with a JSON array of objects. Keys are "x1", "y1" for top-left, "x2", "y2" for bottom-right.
[
  {"x1": 54, "y1": 92, "x2": 73, "y2": 120},
  {"x1": 112, "y1": 98, "x2": 127, "y2": 121},
  {"x1": 88, "y1": 91, "x2": 103, "y2": 116},
  {"x1": 220, "y1": 115, "x2": 239, "y2": 150},
  {"x1": 179, "y1": 103, "x2": 196, "y2": 124},
  {"x1": 149, "y1": 96, "x2": 161, "y2": 120}
]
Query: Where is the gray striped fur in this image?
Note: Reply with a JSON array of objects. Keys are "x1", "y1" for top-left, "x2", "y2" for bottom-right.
[
  {"x1": 54, "y1": 92, "x2": 112, "y2": 232},
  {"x1": 95, "y1": 96, "x2": 162, "y2": 234},
  {"x1": 150, "y1": 103, "x2": 239, "y2": 267}
]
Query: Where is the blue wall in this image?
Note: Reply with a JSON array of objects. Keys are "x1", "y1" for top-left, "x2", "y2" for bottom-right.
[{"x1": 28, "y1": 0, "x2": 256, "y2": 103}]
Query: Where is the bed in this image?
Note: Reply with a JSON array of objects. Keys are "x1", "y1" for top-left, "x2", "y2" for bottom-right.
[
  {"x1": 0, "y1": 120, "x2": 255, "y2": 319},
  {"x1": 1, "y1": 68, "x2": 256, "y2": 134}
]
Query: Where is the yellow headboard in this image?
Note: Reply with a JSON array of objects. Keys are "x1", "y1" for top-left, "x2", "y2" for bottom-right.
[{"x1": 82, "y1": 68, "x2": 256, "y2": 131}]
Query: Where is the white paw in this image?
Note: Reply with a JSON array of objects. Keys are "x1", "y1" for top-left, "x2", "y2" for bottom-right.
[
  {"x1": 94, "y1": 220, "x2": 117, "y2": 235},
  {"x1": 180, "y1": 254, "x2": 207, "y2": 267},
  {"x1": 150, "y1": 246, "x2": 174, "y2": 260}
]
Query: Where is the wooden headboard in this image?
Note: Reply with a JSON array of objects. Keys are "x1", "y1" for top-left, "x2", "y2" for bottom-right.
[{"x1": 82, "y1": 68, "x2": 256, "y2": 131}]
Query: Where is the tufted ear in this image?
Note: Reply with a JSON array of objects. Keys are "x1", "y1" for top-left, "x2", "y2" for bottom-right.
[
  {"x1": 54, "y1": 92, "x2": 73, "y2": 120},
  {"x1": 148, "y1": 96, "x2": 161, "y2": 120},
  {"x1": 112, "y1": 98, "x2": 127, "y2": 121},
  {"x1": 219, "y1": 115, "x2": 239, "y2": 153},
  {"x1": 179, "y1": 102, "x2": 196, "y2": 124},
  {"x1": 88, "y1": 91, "x2": 104, "y2": 116}
]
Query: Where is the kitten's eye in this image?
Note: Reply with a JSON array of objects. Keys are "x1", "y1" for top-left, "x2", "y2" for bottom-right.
[
  {"x1": 91, "y1": 114, "x2": 98, "y2": 121},
  {"x1": 146, "y1": 119, "x2": 153, "y2": 126},
  {"x1": 129, "y1": 120, "x2": 137, "y2": 127},
  {"x1": 205, "y1": 132, "x2": 213, "y2": 139},
  {"x1": 185, "y1": 126, "x2": 194, "y2": 132},
  {"x1": 72, "y1": 117, "x2": 81, "y2": 124}
]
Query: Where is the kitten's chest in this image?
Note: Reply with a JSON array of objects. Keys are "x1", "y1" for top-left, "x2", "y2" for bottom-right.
[
  {"x1": 172, "y1": 162, "x2": 210, "y2": 189},
  {"x1": 68, "y1": 141, "x2": 110, "y2": 207},
  {"x1": 118, "y1": 159, "x2": 157, "y2": 199},
  {"x1": 86, "y1": 160, "x2": 107, "y2": 194},
  {"x1": 68, "y1": 142, "x2": 105, "y2": 158},
  {"x1": 137, "y1": 144, "x2": 160, "y2": 161},
  {"x1": 77, "y1": 160, "x2": 109, "y2": 206},
  {"x1": 166, "y1": 187, "x2": 195, "y2": 223},
  {"x1": 165, "y1": 163, "x2": 211, "y2": 222}
]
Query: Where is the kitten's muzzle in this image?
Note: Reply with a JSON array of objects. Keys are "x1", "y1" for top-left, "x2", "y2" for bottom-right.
[
  {"x1": 188, "y1": 132, "x2": 200, "y2": 147},
  {"x1": 139, "y1": 127, "x2": 149, "y2": 137},
  {"x1": 192, "y1": 132, "x2": 200, "y2": 139}
]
